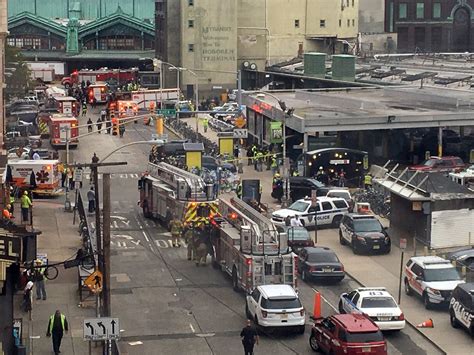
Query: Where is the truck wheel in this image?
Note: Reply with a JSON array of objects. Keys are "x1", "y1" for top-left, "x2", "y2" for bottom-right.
[
  {"x1": 423, "y1": 293, "x2": 432, "y2": 310},
  {"x1": 450, "y1": 310, "x2": 459, "y2": 328},
  {"x1": 232, "y1": 267, "x2": 239, "y2": 292},
  {"x1": 339, "y1": 231, "x2": 346, "y2": 245},
  {"x1": 404, "y1": 279, "x2": 412, "y2": 296},
  {"x1": 332, "y1": 215, "x2": 342, "y2": 228},
  {"x1": 309, "y1": 333, "x2": 320, "y2": 352}
]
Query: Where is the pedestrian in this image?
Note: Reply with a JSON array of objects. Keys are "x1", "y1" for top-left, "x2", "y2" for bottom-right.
[
  {"x1": 68, "y1": 168, "x2": 75, "y2": 190},
  {"x1": 20, "y1": 191, "x2": 32, "y2": 222},
  {"x1": 46, "y1": 310, "x2": 68, "y2": 355},
  {"x1": 169, "y1": 215, "x2": 183, "y2": 247},
  {"x1": 184, "y1": 224, "x2": 196, "y2": 261},
  {"x1": 290, "y1": 215, "x2": 303, "y2": 227},
  {"x1": 9, "y1": 187, "x2": 15, "y2": 216},
  {"x1": 119, "y1": 122, "x2": 125, "y2": 138},
  {"x1": 91, "y1": 96, "x2": 97, "y2": 109},
  {"x1": 33, "y1": 259, "x2": 47, "y2": 300},
  {"x1": 22, "y1": 280, "x2": 33, "y2": 313},
  {"x1": 338, "y1": 169, "x2": 346, "y2": 187},
  {"x1": 87, "y1": 187, "x2": 95, "y2": 213},
  {"x1": 96, "y1": 117, "x2": 103, "y2": 133},
  {"x1": 202, "y1": 117, "x2": 209, "y2": 133},
  {"x1": 194, "y1": 223, "x2": 209, "y2": 266},
  {"x1": 240, "y1": 319, "x2": 259, "y2": 355},
  {"x1": 82, "y1": 102, "x2": 87, "y2": 116},
  {"x1": 364, "y1": 173, "x2": 372, "y2": 190},
  {"x1": 87, "y1": 117, "x2": 93, "y2": 133},
  {"x1": 270, "y1": 154, "x2": 278, "y2": 175}
]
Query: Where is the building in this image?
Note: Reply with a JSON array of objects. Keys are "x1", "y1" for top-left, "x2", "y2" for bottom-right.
[
  {"x1": 384, "y1": 0, "x2": 474, "y2": 53},
  {"x1": 359, "y1": 0, "x2": 385, "y2": 33},
  {"x1": 155, "y1": 0, "x2": 359, "y2": 95},
  {"x1": 7, "y1": 0, "x2": 156, "y2": 70}
]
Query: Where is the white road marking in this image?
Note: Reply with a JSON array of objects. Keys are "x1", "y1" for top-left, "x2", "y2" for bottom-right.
[
  {"x1": 189, "y1": 324, "x2": 195, "y2": 333},
  {"x1": 142, "y1": 231, "x2": 150, "y2": 243},
  {"x1": 155, "y1": 240, "x2": 169, "y2": 248}
]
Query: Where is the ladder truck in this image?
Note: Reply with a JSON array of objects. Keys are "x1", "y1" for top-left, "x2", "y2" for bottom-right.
[
  {"x1": 138, "y1": 162, "x2": 219, "y2": 226},
  {"x1": 211, "y1": 197, "x2": 297, "y2": 293}
]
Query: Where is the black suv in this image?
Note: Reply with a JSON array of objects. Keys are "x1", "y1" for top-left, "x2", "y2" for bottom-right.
[
  {"x1": 289, "y1": 177, "x2": 327, "y2": 202},
  {"x1": 449, "y1": 283, "x2": 474, "y2": 336},
  {"x1": 339, "y1": 214, "x2": 391, "y2": 254}
]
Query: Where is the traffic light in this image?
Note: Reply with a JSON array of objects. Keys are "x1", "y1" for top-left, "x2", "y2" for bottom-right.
[
  {"x1": 111, "y1": 114, "x2": 119, "y2": 136},
  {"x1": 156, "y1": 115, "x2": 163, "y2": 135}
]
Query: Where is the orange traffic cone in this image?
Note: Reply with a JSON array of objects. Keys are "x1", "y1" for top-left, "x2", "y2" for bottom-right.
[{"x1": 417, "y1": 318, "x2": 434, "y2": 328}]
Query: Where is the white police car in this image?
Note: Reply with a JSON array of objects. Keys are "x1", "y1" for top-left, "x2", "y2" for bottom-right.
[
  {"x1": 271, "y1": 197, "x2": 349, "y2": 228},
  {"x1": 404, "y1": 256, "x2": 465, "y2": 309},
  {"x1": 449, "y1": 283, "x2": 474, "y2": 336},
  {"x1": 338, "y1": 287, "x2": 405, "y2": 331}
]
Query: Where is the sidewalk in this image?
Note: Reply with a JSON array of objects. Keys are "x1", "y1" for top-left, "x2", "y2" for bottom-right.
[{"x1": 14, "y1": 199, "x2": 100, "y2": 354}]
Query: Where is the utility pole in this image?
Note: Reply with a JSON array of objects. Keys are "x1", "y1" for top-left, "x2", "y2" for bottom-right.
[{"x1": 102, "y1": 173, "x2": 111, "y2": 318}]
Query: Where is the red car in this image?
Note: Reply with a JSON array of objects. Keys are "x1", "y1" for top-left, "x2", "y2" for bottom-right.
[
  {"x1": 309, "y1": 314, "x2": 387, "y2": 354},
  {"x1": 409, "y1": 156, "x2": 465, "y2": 173}
]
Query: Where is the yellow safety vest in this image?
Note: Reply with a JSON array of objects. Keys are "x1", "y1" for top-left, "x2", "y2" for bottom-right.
[
  {"x1": 364, "y1": 175, "x2": 372, "y2": 185},
  {"x1": 48, "y1": 314, "x2": 66, "y2": 333}
]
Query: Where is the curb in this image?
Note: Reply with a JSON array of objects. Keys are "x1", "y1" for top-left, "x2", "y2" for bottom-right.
[{"x1": 344, "y1": 269, "x2": 447, "y2": 355}]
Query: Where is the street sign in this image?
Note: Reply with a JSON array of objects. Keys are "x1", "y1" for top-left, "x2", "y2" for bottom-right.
[
  {"x1": 157, "y1": 109, "x2": 176, "y2": 117},
  {"x1": 311, "y1": 190, "x2": 318, "y2": 207},
  {"x1": 83, "y1": 317, "x2": 120, "y2": 341},
  {"x1": 233, "y1": 129, "x2": 248, "y2": 139},
  {"x1": 234, "y1": 115, "x2": 246, "y2": 128},
  {"x1": 84, "y1": 270, "x2": 103, "y2": 294},
  {"x1": 74, "y1": 168, "x2": 83, "y2": 183},
  {"x1": 400, "y1": 238, "x2": 407, "y2": 251},
  {"x1": 0, "y1": 236, "x2": 22, "y2": 262}
]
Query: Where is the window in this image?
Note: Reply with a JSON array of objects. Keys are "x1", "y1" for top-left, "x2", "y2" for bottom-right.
[
  {"x1": 321, "y1": 202, "x2": 332, "y2": 211},
  {"x1": 352, "y1": 19, "x2": 355, "y2": 26},
  {"x1": 416, "y1": 2, "x2": 425, "y2": 19},
  {"x1": 188, "y1": 0, "x2": 194, "y2": 5},
  {"x1": 295, "y1": 19, "x2": 300, "y2": 28},
  {"x1": 339, "y1": 19, "x2": 342, "y2": 27},
  {"x1": 320, "y1": 19, "x2": 326, "y2": 28},
  {"x1": 433, "y1": 3, "x2": 441, "y2": 18},
  {"x1": 260, "y1": 297, "x2": 302, "y2": 309},
  {"x1": 252, "y1": 289, "x2": 260, "y2": 302},
  {"x1": 188, "y1": 43, "x2": 194, "y2": 52},
  {"x1": 352, "y1": 293, "x2": 360, "y2": 305},
  {"x1": 347, "y1": 19, "x2": 350, "y2": 27},
  {"x1": 334, "y1": 200, "x2": 348, "y2": 209},
  {"x1": 188, "y1": 20, "x2": 194, "y2": 28},
  {"x1": 399, "y1": 3, "x2": 407, "y2": 19}
]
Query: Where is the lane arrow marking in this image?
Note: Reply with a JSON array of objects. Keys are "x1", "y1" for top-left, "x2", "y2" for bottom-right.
[
  {"x1": 85, "y1": 322, "x2": 94, "y2": 335},
  {"x1": 97, "y1": 322, "x2": 106, "y2": 334}
]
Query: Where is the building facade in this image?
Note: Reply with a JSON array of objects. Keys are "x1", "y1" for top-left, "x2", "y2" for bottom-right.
[
  {"x1": 7, "y1": 0, "x2": 156, "y2": 70},
  {"x1": 156, "y1": 0, "x2": 359, "y2": 95},
  {"x1": 385, "y1": 0, "x2": 474, "y2": 52}
]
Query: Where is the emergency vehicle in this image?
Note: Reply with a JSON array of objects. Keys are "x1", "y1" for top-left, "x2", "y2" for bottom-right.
[
  {"x1": 138, "y1": 162, "x2": 219, "y2": 225},
  {"x1": 87, "y1": 82, "x2": 108, "y2": 104},
  {"x1": 211, "y1": 197, "x2": 297, "y2": 293},
  {"x1": 49, "y1": 114, "x2": 79, "y2": 148},
  {"x1": 117, "y1": 100, "x2": 139, "y2": 118},
  {"x1": 61, "y1": 68, "x2": 138, "y2": 88},
  {"x1": 53, "y1": 96, "x2": 80, "y2": 116},
  {"x1": 131, "y1": 88, "x2": 180, "y2": 110},
  {"x1": 7, "y1": 160, "x2": 61, "y2": 196}
]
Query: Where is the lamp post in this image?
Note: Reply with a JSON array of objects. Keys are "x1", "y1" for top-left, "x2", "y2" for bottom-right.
[{"x1": 169, "y1": 67, "x2": 199, "y2": 133}]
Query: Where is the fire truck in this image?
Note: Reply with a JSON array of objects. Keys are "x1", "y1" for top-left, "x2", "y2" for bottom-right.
[
  {"x1": 53, "y1": 96, "x2": 80, "y2": 116},
  {"x1": 212, "y1": 198, "x2": 297, "y2": 293},
  {"x1": 61, "y1": 68, "x2": 138, "y2": 88},
  {"x1": 87, "y1": 82, "x2": 109, "y2": 104},
  {"x1": 49, "y1": 114, "x2": 79, "y2": 148},
  {"x1": 138, "y1": 162, "x2": 219, "y2": 225}
]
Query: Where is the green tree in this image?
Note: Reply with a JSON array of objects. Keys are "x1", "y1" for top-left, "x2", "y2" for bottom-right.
[{"x1": 5, "y1": 45, "x2": 32, "y2": 99}]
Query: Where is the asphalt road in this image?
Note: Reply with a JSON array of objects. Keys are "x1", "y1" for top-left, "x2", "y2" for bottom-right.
[{"x1": 70, "y1": 108, "x2": 446, "y2": 354}]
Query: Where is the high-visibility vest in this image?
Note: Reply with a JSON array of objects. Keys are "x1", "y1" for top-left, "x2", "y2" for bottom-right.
[
  {"x1": 364, "y1": 175, "x2": 372, "y2": 185},
  {"x1": 21, "y1": 195, "x2": 32, "y2": 208},
  {"x1": 48, "y1": 314, "x2": 66, "y2": 333}
]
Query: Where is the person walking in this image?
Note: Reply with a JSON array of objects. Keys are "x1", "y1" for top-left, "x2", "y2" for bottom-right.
[
  {"x1": 87, "y1": 117, "x2": 93, "y2": 133},
  {"x1": 169, "y1": 215, "x2": 183, "y2": 247},
  {"x1": 22, "y1": 280, "x2": 33, "y2": 313},
  {"x1": 20, "y1": 191, "x2": 32, "y2": 223},
  {"x1": 82, "y1": 102, "x2": 87, "y2": 116},
  {"x1": 240, "y1": 319, "x2": 259, "y2": 355},
  {"x1": 184, "y1": 224, "x2": 196, "y2": 261},
  {"x1": 46, "y1": 310, "x2": 68, "y2": 355},
  {"x1": 96, "y1": 117, "x2": 103, "y2": 133},
  {"x1": 364, "y1": 173, "x2": 372, "y2": 190},
  {"x1": 33, "y1": 259, "x2": 47, "y2": 300},
  {"x1": 87, "y1": 187, "x2": 95, "y2": 213},
  {"x1": 202, "y1": 117, "x2": 209, "y2": 133}
]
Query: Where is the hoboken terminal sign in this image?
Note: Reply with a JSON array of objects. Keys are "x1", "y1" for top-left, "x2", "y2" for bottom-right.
[{"x1": 0, "y1": 235, "x2": 21, "y2": 262}]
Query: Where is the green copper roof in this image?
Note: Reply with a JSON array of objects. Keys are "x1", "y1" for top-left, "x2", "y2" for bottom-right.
[
  {"x1": 8, "y1": 0, "x2": 155, "y2": 22},
  {"x1": 8, "y1": 11, "x2": 67, "y2": 36}
]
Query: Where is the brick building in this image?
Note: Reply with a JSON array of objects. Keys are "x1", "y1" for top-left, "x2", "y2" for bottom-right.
[{"x1": 385, "y1": 0, "x2": 473, "y2": 52}]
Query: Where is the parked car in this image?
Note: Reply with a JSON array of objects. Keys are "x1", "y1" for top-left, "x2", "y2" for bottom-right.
[
  {"x1": 309, "y1": 314, "x2": 387, "y2": 354},
  {"x1": 446, "y1": 247, "x2": 474, "y2": 269},
  {"x1": 298, "y1": 246, "x2": 345, "y2": 282},
  {"x1": 326, "y1": 188, "x2": 352, "y2": 202},
  {"x1": 449, "y1": 282, "x2": 474, "y2": 336},
  {"x1": 339, "y1": 214, "x2": 391, "y2": 254},
  {"x1": 277, "y1": 226, "x2": 314, "y2": 252},
  {"x1": 338, "y1": 287, "x2": 405, "y2": 331},
  {"x1": 245, "y1": 284, "x2": 305, "y2": 334},
  {"x1": 210, "y1": 102, "x2": 239, "y2": 117},
  {"x1": 409, "y1": 156, "x2": 465, "y2": 173},
  {"x1": 289, "y1": 177, "x2": 327, "y2": 202},
  {"x1": 404, "y1": 256, "x2": 465, "y2": 309},
  {"x1": 272, "y1": 197, "x2": 349, "y2": 228}
]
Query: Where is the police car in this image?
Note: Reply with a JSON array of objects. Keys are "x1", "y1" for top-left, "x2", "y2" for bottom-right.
[
  {"x1": 338, "y1": 287, "x2": 405, "y2": 331},
  {"x1": 404, "y1": 256, "x2": 465, "y2": 309},
  {"x1": 449, "y1": 283, "x2": 474, "y2": 336},
  {"x1": 271, "y1": 197, "x2": 349, "y2": 228}
]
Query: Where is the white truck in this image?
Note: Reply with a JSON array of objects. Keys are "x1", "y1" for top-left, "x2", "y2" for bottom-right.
[
  {"x1": 211, "y1": 198, "x2": 297, "y2": 293},
  {"x1": 131, "y1": 88, "x2": 180, "y2": 110}
]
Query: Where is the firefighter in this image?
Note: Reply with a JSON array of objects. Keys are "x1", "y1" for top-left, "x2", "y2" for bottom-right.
[
  {"x1": 184, "y1": 223, "x2": 197, "y2": 261},
  {"x1": 119, "y1": 121, "x2": 125, "y2": 138},
  {"x1": 364, "y1": 173, "x2": 373, "y2": 190},
  {"x1": 170, "y1": 215, "x2": 183, "y2": 247},
  {"x1": 82, "y1": 102, "x2": 87, "y2": 116},
  {"x1": 195, "y1": 223, "x2": 209, "y2": 267}
]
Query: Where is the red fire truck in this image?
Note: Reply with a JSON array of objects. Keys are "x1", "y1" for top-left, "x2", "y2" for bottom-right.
[
  {"x1": 87, "y1": 83, "x2": 109, "y2": 104},
  {"x1": 49, "y1": 114, "x2": 79, "y2": 148},
  {"x1": 53, "y1": 96, "x2": 80, "y2": 116},
  {"x1": 61, "y1": 68, "x2": 138, "y2": 88}
]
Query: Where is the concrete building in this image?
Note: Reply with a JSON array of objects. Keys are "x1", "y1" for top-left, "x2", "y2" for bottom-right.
[
  {"x1": 359, "y1": 0, "x2": 385, "y2": 33},
  {"x1": 384, "y1": 0, "x2": 474, "y2": 53},
  {"x1": 156, "y1": 0, "x2": 359, "y2": 95}
]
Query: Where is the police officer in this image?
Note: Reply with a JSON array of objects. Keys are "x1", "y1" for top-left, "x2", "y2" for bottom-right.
[
  {"x1": 170, "y1": 215, "x2": 183, "y2": 247},
  {"x1": 46, "y1": 310, "x2": 68, "y2": 355}
]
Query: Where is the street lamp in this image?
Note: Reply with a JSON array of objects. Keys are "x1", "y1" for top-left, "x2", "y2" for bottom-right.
[{"x1": 169, "y1": 67, "x2": 199, "y2": 133}]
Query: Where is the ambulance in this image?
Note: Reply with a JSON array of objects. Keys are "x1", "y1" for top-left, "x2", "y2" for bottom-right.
[
  {"x1": 49, "y1": 114, "x2": 79, "y2": 148},
  {"x1": 87, "y1": 82, "x2": 108, "y2": 104},
  {"x1": 7, "y1": 160, "x2": 61, "y2": 196},
  {"x1": 53, "y1": 96, "x2": 80, "y2": 116}
]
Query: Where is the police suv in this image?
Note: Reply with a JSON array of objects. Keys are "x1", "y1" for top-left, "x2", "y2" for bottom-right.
[
  {"x1": 338, "y1": 287, "x2": 405, "y2": 331},
  {"x1": 271, "y1": 197, "x2": 349, "y2": 228},
  {"x1": 449, "y1": 283, "x2": 474, "y2": 336},
  {"x1": 404, "y1": 256, "x2": 465, "y2": 309}
]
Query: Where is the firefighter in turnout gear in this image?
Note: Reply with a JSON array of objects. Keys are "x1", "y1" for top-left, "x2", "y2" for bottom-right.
[
  {"x1": 170, "y1": 216, "x2": 183, "y2": 247},
  {"x1": 195, "y1": 223, "x2": 209, "y2": 266},
  {"x1": 184, "y1": 223, "x2": 197, "y2": 261}
]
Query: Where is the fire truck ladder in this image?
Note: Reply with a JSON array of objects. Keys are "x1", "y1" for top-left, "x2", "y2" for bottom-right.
[{"x1": 147, "y1": 162, "x2": 209, "y2": 200}]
